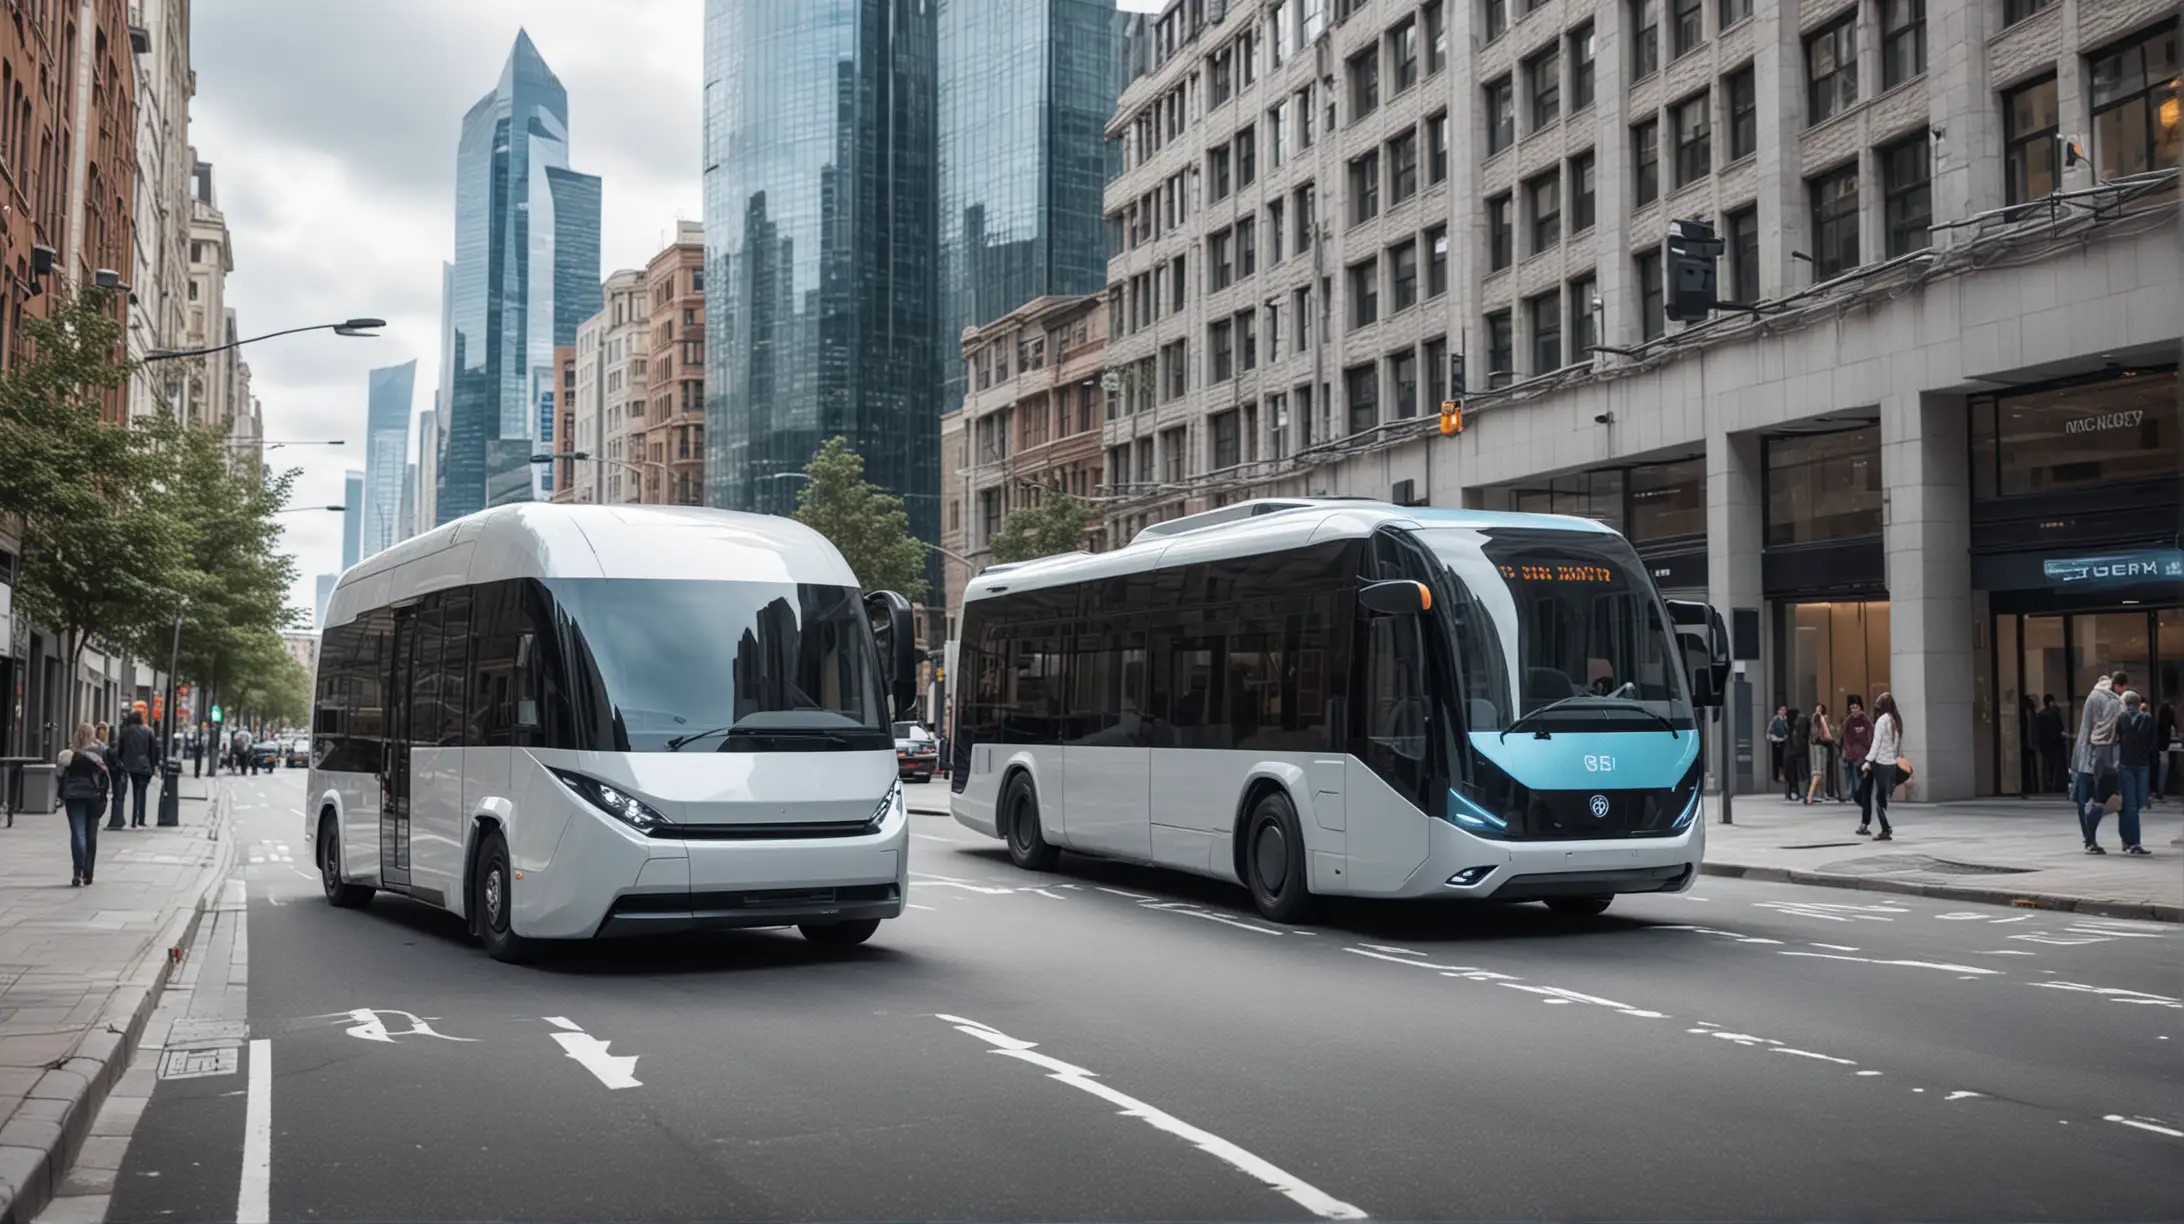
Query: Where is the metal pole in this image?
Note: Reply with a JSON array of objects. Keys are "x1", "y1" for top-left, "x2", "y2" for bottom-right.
[{"x1": 159, "y1": 612, "x2": 185, "y2": 825}]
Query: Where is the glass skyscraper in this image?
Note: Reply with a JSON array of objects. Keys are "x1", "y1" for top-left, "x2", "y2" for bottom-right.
[
  {"x1": 936, "y1": 0, "x2": 1122, "y2": 417},
  {"x1": 341, "y1": 470, "x2": 364, "y2": 571},
  {"x1": 361, "y1": 360, "x2": 415, "y2": 559},
  {"x1": 701, "y1": 0, "x2": 940, "y2": 541},
  {"x1": 437, "y1": 31, "x2": 603, "y2": 525}
]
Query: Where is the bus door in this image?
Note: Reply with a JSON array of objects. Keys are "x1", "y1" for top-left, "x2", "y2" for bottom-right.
[{"x1": 380, "y1": 604, "x2": 416, "y2": 889}]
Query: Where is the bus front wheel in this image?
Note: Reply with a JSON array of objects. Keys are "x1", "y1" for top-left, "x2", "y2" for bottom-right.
[
  {"x1": 474, "y1": 829, "x2": 535, "y2": 964},
  {"x1": 1244, "y1": 790, "x2": 1318, "y2": 924},
  {"x1": 1545, "y1": 895, "x2": 1614, "y2": 917},
  {"x1": 319, "y1": 817, "x2": 373, "y2": 909},
  {"x1": 1002, "y1": 773, "x2": 1059, "y2": 872}
]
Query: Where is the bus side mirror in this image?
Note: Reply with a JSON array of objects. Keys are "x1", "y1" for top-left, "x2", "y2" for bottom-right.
[
  {"x1": 1359, "y1": 579, "x2": 1431, "y2": 616},
  {"x1": 1665, "y1": 600, "x2": 1731, "y2": 708},
  {"x1": 865, "y1": 590, "x2": 918, "y2": 720}
]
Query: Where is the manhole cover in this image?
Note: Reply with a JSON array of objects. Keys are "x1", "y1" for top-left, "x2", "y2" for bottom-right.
[
  {"x1": 158, "y1": 1046, "x2": 238, "y2": 1080},
  {"x1": 1781, "y1": 842, "x2": 1863, "y2": 849},
  {"x1": 1824, "y1": 853, "x2": 2034, "y2": 877}
]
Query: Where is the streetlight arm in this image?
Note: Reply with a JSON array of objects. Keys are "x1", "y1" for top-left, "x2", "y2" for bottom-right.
[{"x1": 143, "y1": 319, "x2": 385, "y2": 363}]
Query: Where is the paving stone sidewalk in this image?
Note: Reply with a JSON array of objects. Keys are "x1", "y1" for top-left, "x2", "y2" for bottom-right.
[
  {"x1": 1700, "y1": 793, "x2": 2184, "y2": 921},
  {"x1": 0, "y1": 773, "x2": 233, "y2": 1224}
]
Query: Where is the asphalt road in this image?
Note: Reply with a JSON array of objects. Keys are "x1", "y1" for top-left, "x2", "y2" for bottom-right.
[{"x1": 101, "y1": 770, "x2": 2183, "y2": 1223}]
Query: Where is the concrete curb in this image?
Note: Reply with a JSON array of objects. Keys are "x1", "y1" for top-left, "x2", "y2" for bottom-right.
[
  {"x1": 1700, "y1": 860, "x2": 2183, "y2": 923},
  {"x1": 0, "y1": 784, "x2": 235, "y2": 1224}
]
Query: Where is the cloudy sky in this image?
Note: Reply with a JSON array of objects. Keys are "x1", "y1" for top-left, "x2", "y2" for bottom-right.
[{"x1": 197, "y1": 0, "x2": 1163, "y2": 622}]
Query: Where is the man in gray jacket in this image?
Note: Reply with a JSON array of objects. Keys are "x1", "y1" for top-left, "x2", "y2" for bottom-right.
[
  {"x1": 2071, "y1": 671, "x2": 2126, "y2": 852},
  {"x1": 115, "y1": 711, "x2": 162, "y2": 828}
]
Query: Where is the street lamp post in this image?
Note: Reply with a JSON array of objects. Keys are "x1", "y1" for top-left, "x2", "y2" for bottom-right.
[
  {"x1": 143, "y1": 318, "x2": 386, "y2": 362},
  {"x1": 275, "y1": 505, "x2": 348, "y2": 514},
  {"x1": 158, "y1": 598, "x2": 187, "y2": 826},
  {"x1": 231, "y1": 439, "x2": 346, "y2": 452}
]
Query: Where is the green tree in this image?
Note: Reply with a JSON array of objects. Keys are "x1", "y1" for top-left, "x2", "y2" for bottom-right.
[
  {"x1": 0, "y1": 286, "x2": 184, "y2": 728},
  {"x1": 222, "y1": 628, "x2": 310, "y2": 729},
  {"x1": 987, "y1": 487, "x2": 1097, "y2": 564},
  {"x1": 165, "y1": 423, "x2": 304, "y2": 708},
  {"x1": 791, "y1": 436, "x2": 929, "y2": 601}
]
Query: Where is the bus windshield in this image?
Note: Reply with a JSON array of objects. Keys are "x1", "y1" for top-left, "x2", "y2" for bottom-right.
[
  {"x1": 543, "y1": 579, "x2": 885, "y2": 752},
  {"x1": 1415, "y1": 527, "x2": 1693, "y2": 732}
]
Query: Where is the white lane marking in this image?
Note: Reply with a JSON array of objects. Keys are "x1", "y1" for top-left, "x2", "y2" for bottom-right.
[
  {"x1": 2065, "y1": 925, "x2": 2165, "y2": 939},
  {"x1": 2029, "y1": 982, "x2": 2184, "y2": 1009},
  {"x1": 543, "y1": 1016, "x2": 642, "y2": 1089},
  {"x1": 913, "y1": 879, "x2": 1019, "y2": 896},
  {"x1": 1810, "y1": 943, "x2": 1861, "y2": 952},
  {"x1": 1344, "y1": 946, "x2": 1510, "y2": 977},
  {"x1": 2105, "y1": 1115, "x2": 2184, "y2": 1138},
  {"x1": 1987, "y1": 915, "x2": 2034, "y2": 924},
  {"x1": 1778, "y1": 951, "x2": 2001, "y2": 976},
  {"x1": 1141, "y1": 900, "x2": 1286, "y2": 935},
  {"x1": 1975, "y1": 949, "x2": 2038, "y2": 956},
  {"x1": 248, "y1": 855, "x2": 265, "y2": 864},
  {"x1": 1358, "y1": 944, "x2": 1425, "y2": 957},
  {"x1": 331, "y1": 1008, "x2": 478, "y2": 1043},
  {"x1": 236, "y1": 1038, "x2": 272, "y2": 1224},
  {"x1": 911, "y1": 833, "x2": 955, "y2": 844},
  {"x1": 2011, "y1": 932, "x2": 2109, "y2": 946},
  {"x1": 1499, "y1": 983, "x2": 1666, "y2": 1018},
  {"x1": 935, "y1": 1014, "x2": 1368, "y2": 1220},
  {"x1": 1946, "y1": 1091, "x2": 1984, "y2": 1101},
  {"x1": 1774, "y1": 1048, "x2": 1858, "y2": 1066},
  {"x1": 1753, "y1": 900, "x2": 1909, "y2": 922},
  {"x1": 907, "y1": 903, "x2": 937, "y2": 911},
  {"x1": 1096, "y1": 886, "x2": 1154, "y2": 900},
  {"x1": 1030, "y1": 888, "x2": 1068, "y2": 900}
]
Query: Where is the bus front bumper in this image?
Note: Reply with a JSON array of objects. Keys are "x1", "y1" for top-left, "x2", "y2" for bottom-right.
[{"x1": 1414, "y1": 815, "x2": 1703, "y2": 901}]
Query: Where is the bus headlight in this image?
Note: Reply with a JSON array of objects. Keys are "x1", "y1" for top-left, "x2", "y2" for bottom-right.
[
  {"x1": 550, "y1": 769, "x2": 668, "y2": 834},
  {"x1": 1672, "y1": 786, "x2": 1701, "y2": 829},
  {"x1": 870, "y1": 779, "x2": 904, "y2": 830},
  {"x1": 1446, "y1": 787, "x2": 1510, "y2": 837}
]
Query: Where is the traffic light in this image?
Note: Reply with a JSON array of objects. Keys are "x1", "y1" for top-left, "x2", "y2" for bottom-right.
[
  {"x1": 1439, "y1": 353, "x2": 1466, "y2": 435},
  {"x1": 1666, "y1": 217, "x2": 1725, "y2": 320},
  {"x1": 211, "y1": 704, "x2": 223, "y2": 724}
]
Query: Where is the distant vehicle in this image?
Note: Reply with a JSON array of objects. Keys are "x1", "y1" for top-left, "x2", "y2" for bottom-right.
[
  {"x1": 893, "y1": 721, "x2": 938, "y2": 781},
  {"x1": 285, "y1": 736, "x2": 312, "y2": 768},
  {"x1": 250, "y1": 738, "x2": 280, "y2": 769},
  {"x1": 950, "y1": 498, "x2": 1729, "y2": 923},
  {"x1": 309, "y1": 504, "x2": 921, "y2": 962}
]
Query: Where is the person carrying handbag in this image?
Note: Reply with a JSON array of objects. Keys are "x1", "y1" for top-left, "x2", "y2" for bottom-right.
[
  {"x1": 1858, "y1": 693, "x2": 1903, "y2": 841},
  {"x1": 57, "y1": 723, "x2": 111, "y2": 886}
]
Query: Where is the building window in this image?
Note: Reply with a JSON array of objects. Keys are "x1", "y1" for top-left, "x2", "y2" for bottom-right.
[
  {"x1": 1161, "y1": 427, "x2": 1187, "y2": 482},
  {"x1": 1569, "y1": 23, "x2": 1596, "y2": 111},
  {"x1": 1345, "y1": 363, "x2": 1379, "y2": 434},
  {"x1": 1529, "y1": 290, "x2": 1563, "y2": 372},
  {"x1": 1672, "y1": 0, "x2": 1702, "y2": 58},
  {"x1": 1719, "y1": 0, "x2": 1751, "y2": 27},
  {"x1": 1237, "y1": 125, "x2": 1257, "y2": 187},
  {"x1": 1633, "y1": 119, "x2": 1660, "y2": 205},
  {"x1": 1632, "y1": 0, "x2": 1659, "y2": 80},
  {"x1": 1882, "y1": 135, "x2": 1932, "y2": 256},
  {"x1": 1212, "y1": 409, "x2": 1242, "y2": 470},
  {"x1": 1348, "y1": 259, "x2": 1380, "y2": 329},
  {"x1": 1389, "y1": 349, "x2": 1419, "y2": 419},
  {"x1": 1485, "y1": 76, "x2": 1515, "y2": 153},
  {"x1": 1810, "y1": 163, "x2": 1860, "y2": 278},
  {"x1": 1390, "y1": 240, "x2": 1419, "y2": 311},
  {"x1": 1484, "y1": 0, "x2": 1509, "y2": 43},
  {"x1": 1391, "y1": 18, "x2": 1420, "y2": 92},
  {"x1": 1528, "y1": 46, "x2": 1561, "y2": 130},
  {"x1": 1672, "y1": 90, "x2": 1711, "y2": 188},
  {"x1": 1764, "y1": 427, "x2": 1883, "y2": 545},
  {"x1": 1269, "y1": 199, "x2": 1287, "y2": 264},
  {"x1": 1296, "y1": 184, "x2": 1316, "y2": 250},
  {"x1": 1486, "y1": 311, "x2": 1514, "y2": 387},
  {"x1": 1488, "y1": 194, "x2": 1513, "y2": 270},
  {"x1": 1426, "y1": 0, "x2": 1447, "y2": 74},
  {"x1": 1211, "y1": 228, "x2": 1234, "y2": 290},
  {"x1": 1806, "y1": 16, "x2": 1857, "y2": 124},
  {"x1": 1389, "y1": 130, "x2": 1419, "y2": 204},
  {"x1": 2089, "y1": 23, "x2": 2182, "y2": 181},
  {"x1": 2003, "y1": 0, "x2": 2052, "y2": 26},
  {"x1": 1210, "y1": 145, "x2": 1233, "y2": 200},
  {"x1": 1423, "y1": 336, "x2": 1449, "y2": 404},
  {"x1": 1162, "y1": 340, "x2": 1187, "y2": 400},
  {"x1": 1725, "y1": 65, "x2": 1757, "y2": 160},
  {"x1": 1428, "y1": 111, "x2": 1450, "y2": 183},
  {"x1": 1527, "y1": 170, "x2": 1561, "y2": 252},
  {"x1": 1426, "y1": 225, "x2": 1450, "y2": 296},
  {"x1": 1269, "y1": 101, "x2": 1290, "y2": 167},
  {"x1": 1635, "y1": 249, "x2": 1665, "y2": 340},
  {"x1": 1238, "y1": 218, "x2": 1258, "y2": 276},
  {"x1": 1568, "y1": 273, "x2": 1598, "y2": 355},
  {"x1": 1569, "y1": 150, "x2": 1596, "y2": 231},
  {"x1": 1627, "y1": 457, "x2": 1705, "y2": 541},
  {"x1": 1727, "y1": 205, "x2": 1759, "y2": 303},
  {"x1": 1971, "y1": 369, "x2": 2179, "y2": 498},
  {"x1": 2004, "y1": 76, "x2": 2059, "y2": 204},
  {"x1": 1349, "y1": 46, "x2": 1380, "y2": 119},
  {"x1": 1881, "y1": 0, "x2": 1925, "y2": 90},
  {"x1": 1350, "y1": 150, "x2": 1382, "y2": 223},
  {"x1": 1211, "y1": 43, "x2": 1234, "y2": 106}
]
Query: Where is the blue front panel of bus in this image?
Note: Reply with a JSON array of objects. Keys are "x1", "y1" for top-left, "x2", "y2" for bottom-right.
[
  {"x1": 1457, "y1": 731, "x2": 1702, "y2": 840},
  {"x1": 1467, "y1": 731, "x2": 1698, "y2": 790}
]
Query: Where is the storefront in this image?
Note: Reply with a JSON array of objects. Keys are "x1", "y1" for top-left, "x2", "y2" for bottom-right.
[
  {"x1": 1763, "y1": 424, "x2": 1889, "y2": 734},
  {"x1": 1498, "y1": 454, "x2": 1709, "y2": 600},
  {"x1": 1969, "y1": 367, "x2": 2181, "y2": 796}
]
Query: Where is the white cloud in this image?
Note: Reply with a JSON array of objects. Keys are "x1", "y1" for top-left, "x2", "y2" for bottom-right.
[{"x1": 191, "y1": 1, "x2": 701, "y2": 620}]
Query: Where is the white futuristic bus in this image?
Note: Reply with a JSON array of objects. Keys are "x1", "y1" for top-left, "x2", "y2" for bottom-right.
[
  {"x1": 309, "y1": 504, "x2": 920, "y2": 961},
  {"x1": 949, "y1": 499, "x2": 1729, "y2": 922}
]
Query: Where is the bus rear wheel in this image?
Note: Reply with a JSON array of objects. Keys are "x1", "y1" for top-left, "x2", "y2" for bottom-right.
[
  {"x1": 319, "y1": 818, "x2": 372, "y2": 909},
  {"x1": 1545, "y1": 895, "x2": 1614, "y2": 917},
  {"x1": 1243, "y1": 789, "x2": 1317, "y2": 924},
  {"x1": 800, "y1": 918, "x2": 881, "y2": 947},
  {"x1": 474, "y1": 829, "x2": 535, "y2": 964},
  {"x1": 1002, "y1": 773, "x2": 1059, "y2": 872}
]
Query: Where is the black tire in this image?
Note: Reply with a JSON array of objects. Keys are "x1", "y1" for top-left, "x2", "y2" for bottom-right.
[
  {"x1": 318, "y1": 817, "x2": 373, "y2": 909},
  {"x1": 473, "y1": 829, "x2": 535, "y2": 963},
  {"x1": 799, "y1": 918, "x2": 882, "y2": 947},
  {"x1": 1544, "y1": 895, "x2": 1614, "y2": 917},
  {"x1": 1001, "y1": 772, "x2": 1060, "y2": 871},
  {"x1": 1243, "y1": 789, "x2": 1318, "y2": 923}
]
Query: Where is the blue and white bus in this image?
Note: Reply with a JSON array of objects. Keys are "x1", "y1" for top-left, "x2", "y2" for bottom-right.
[{"x1": 949, "y1": 498, "x2": 1729, "y2": 921}]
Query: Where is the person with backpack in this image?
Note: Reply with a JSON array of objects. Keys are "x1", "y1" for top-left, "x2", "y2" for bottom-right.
[
  {"x1": 116, "y1": 711, "x2": 161, "y2": 827},
  {"x1": 57, "y1": 722, "x2": 111, "y2": 886},
  {"x1": 2072, "y1": 672, "x2": 2124, "y2": 853}
]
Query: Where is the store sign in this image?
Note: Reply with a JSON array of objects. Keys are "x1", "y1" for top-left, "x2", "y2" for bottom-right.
[
  {"x1": 2062, "y1": 409, "x2": 2144, "y2": 435},
  {"x1": 2041, "y1": 549, "x2": 2184, "y2": 588}
]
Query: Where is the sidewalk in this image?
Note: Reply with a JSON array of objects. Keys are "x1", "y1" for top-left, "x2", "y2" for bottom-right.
[
  {"x1": 1701, "y1": 793, "x2": 2184, "y2": 921},
  {"x1": 0, "y1": 773, "x2": 233, "y2": 1224}
]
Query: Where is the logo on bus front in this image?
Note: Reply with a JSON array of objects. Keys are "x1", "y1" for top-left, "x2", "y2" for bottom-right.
[
  {"x1": 1588, "y1": 794, "x2": 1611, "y2": 819},
  {"x1": 1584, "y1": 754, "x2": 1615, "y2": 772}
]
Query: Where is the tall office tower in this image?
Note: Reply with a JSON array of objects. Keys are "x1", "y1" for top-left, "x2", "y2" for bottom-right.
[
  {"x1": 362, "y1": 361, "x2": 417, "y2": 558},
  {"x1": 340, "y1": 470, "x2": 364, "y2": 571}
]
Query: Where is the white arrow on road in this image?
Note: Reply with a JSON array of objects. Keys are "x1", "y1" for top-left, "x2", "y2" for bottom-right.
[{"x1": 543, "y1": 1015, "x2": 642, "y2": 1089}]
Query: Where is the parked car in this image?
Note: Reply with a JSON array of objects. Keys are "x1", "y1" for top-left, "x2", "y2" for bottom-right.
[
  {"x1": 249, "y1": 738, "x2": 280, "y2": 770},
  {"x1": 284, "y1": 735, "x2": 311, "y2": 768},
  {"x1": 893, "y1": 721, "x2": 938, "y2": 782}
]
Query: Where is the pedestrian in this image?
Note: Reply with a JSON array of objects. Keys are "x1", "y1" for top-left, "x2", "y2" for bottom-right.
[
  {"x1": 192, "y1": 721, "x2": 205, "y2": 778},
  {"x1": 97, "y1": 720, "x2": 125, "y2": 830},
  {"x1": 1858, "y1": 692, "x2": 1902, "y2": 841},
  {"x1": 2035, "y1": 694, "x2": 2067, "y2": 794},
  {"x1": 232, "y1": 726, "x2": 253, "y2": 775},
  {"x1": 1783, "y1": 709, "x2": 1811, "y2": 802},
  {"x1": 1839, "y1": 696, "x2": 1872, "y2": 809},
  {"x1": 2115, "y1": 690, "x2": 2154, "y2": 856},
  {"x1": 1767, "y1": 705, "x2": 1790, "y2": 792},
  {"x1": 57, "y1": 722, "x2": 110, "y2": 886},
  {"x1": 2070, "y1": 671, "x2": 2124, "y2": 853},
  {"x1": 1808, "y1": 702, "x2": 1834, "y2": 803},
  {"x1": 117, "y1": 710, "x2": 160, "y2": 827}
]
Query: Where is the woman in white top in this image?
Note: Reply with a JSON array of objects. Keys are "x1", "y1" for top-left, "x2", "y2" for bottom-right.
[{"x1": 1860, "y1": 692, "x2": 1902, "y2": 841}]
